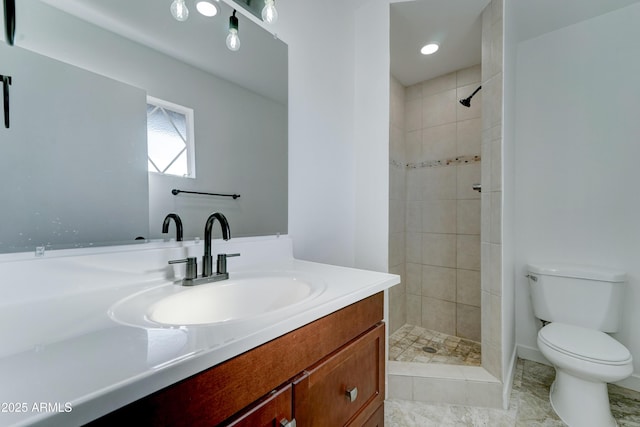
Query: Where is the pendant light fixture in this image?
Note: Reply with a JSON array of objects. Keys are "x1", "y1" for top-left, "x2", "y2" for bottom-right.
[
  {"x1": 226, "y1": 10, "x2": 241, "y2": 51},
  {"x1": 261, "y1": 0, "x2": 278, "y2": 24},
  {"x1": 170, "y1": 0, "x2": 189, "y2": 21}
]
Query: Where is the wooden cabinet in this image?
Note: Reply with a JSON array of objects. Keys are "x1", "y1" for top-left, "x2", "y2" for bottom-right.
[
  {"x1": 87, "y1": 292, "x2": 385, "y2": 427},
  {"x1": 293, "y1": 324, "x2": 384, "y2": 427},
  {"x1": 225, "y1": 384, "x2": 294, "y2": 427}
]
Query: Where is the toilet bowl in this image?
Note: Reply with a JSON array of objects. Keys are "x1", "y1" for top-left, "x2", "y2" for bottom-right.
[
  {"x1": 526, "y1": 264, "x2": 633, "y2": 427},
  {"x1": 537, "y1": 323, "x2": 633, "y2": 427}
]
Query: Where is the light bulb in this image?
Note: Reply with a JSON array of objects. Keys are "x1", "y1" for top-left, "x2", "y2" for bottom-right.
[
  {"x1": 261, "y1": 0, "x2": 278, "y2": 24},
  {"x1": 226, "y1": 11, "x2": 240, "y2": 51},
  {"x1": 226, "y1": 28, "x2": 241, "y2": 51},
  {"x1": 170, "y1": 0, "x2": 189, "y2": 21}
]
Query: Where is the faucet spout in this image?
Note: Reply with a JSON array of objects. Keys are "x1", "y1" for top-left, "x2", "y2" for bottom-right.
[
  {"x1": 162, "y1": 213, "x2": 183, "y2": 241},
  {"x1": 203, "y1": 212, "x2": 230, "y2": 276}
]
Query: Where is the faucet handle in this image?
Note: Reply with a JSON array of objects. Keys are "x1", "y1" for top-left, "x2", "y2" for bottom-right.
[
  {"x1": 216, "y1": 253, "x2": 240, "y2": 275},
  {"x1": 169, "y1": 257, "x2": 198, "y2": 280}
]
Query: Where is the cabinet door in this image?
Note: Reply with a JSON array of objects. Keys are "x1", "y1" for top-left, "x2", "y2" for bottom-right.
[
  {"x1": 294, "y1": 323, "x2": 385, "y2": 427},
  {"x1": 224, "y1": 384, "x2": 294, "y2": 427},
  {"x1": 356, "y1": 404, "x2": 384, "y2": 427}
]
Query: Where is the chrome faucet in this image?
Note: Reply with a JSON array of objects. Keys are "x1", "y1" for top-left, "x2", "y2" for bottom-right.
[
  {"x1": 168, "y1": 212, "x2": 239, "y2": 286},
  {"x1": 162, "y1": 213, "x2": 183, "y2": 241}
]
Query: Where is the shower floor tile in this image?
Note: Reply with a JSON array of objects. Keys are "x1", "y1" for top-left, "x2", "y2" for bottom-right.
[{"x1": 389, "y1": 324, "x2": 481, "y2": 366}]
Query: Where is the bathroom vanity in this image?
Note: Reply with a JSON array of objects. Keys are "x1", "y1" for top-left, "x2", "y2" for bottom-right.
[
  {"x1": 89, "y1": 293, "x2": 385, "y2": 427},
  {"x1": 0, "y1": 236, "x2": 398, "y2": 426}
]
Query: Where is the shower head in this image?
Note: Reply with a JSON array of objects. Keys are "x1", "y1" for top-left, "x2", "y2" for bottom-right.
[{"x1": 459, "y1": 85, "x2": 482, "y2": 108}]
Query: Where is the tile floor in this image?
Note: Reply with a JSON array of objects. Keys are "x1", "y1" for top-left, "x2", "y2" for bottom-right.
[
  {"x1": 390, "y1": 324, "x2": 482, "y2": 366},
  {"x1": 385, "y1": 358, "x2": 640, "y2": 426}
]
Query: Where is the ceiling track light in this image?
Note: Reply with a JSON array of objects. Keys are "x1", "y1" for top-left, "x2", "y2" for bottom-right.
[
  {"x1": 262, "y1": 0, "x2": 278, "y2": 24},
  {"x1": 226, "y1": 10, "x2": 241, "y2": 52},
  {"x1": 170, "y1": 0, "x2": 189, "y2": 21}
]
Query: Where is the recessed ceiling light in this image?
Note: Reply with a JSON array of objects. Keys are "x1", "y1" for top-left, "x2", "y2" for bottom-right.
[
  {"x1": 196, "y1": 1, "x2": 218, "y2": 17},
  {"x1": 420, "y1": 43, "x2": 439, "y2": 55}
]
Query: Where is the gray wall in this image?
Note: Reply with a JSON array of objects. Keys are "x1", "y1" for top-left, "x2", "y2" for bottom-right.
[{"x1": 0, "y1": 43, "x2": 148, "y2": 251}]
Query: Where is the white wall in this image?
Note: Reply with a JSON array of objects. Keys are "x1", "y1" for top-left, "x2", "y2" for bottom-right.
[
  {"x1": 514, "y1": 3, "x2": 640, "y2": 389},
  {"x1": 354, "y1": 0, "x2": 390, "y2": 272},
  {"x1": 274, "y1": 1, "x2": 359, "y2": 266}
]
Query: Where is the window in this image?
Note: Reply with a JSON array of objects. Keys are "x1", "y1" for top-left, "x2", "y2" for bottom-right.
[{"x1": 146, "y1": 96, "x2": 195, "y2": 178}]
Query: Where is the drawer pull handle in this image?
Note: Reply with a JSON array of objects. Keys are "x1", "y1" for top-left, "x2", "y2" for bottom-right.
[
  {"x1": 280, "y1": 418, "x2": 296, "y2": 427},
  {"x1": 345, "y1": 386, "x2": 358, "y2": 402}
]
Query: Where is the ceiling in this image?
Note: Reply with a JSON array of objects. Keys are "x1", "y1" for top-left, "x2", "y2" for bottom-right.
[
  {"x1": 390, "y1": 0, "x2": 640, "y2": 88},
  {"x1": 390, "y1": 0, "x2": 489, "y2": 87},
  {"x1": 38, "y1": 0, "x2": 288, "y2": 105}
]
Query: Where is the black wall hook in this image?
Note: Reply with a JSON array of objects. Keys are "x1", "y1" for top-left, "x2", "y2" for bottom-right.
[
  {"x1": 1, "y1": 74, "x2": 11, "y2": 128},
  {"x1": 3, "y1": 0, "x2": 16, "y2": 46}
]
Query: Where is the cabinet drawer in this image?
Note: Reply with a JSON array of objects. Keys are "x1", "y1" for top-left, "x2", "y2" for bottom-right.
[
  {"x1": 224, "y1": 384, "x2": 293, "y2": 427},
  {"x1": 294, "y1": 323, "x2": 385, "y2": 427}
]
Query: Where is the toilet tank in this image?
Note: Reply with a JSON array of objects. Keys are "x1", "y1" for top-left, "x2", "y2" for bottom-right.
[{"x1": 526, "y1": 263, "x2": 626, "y2": 332}]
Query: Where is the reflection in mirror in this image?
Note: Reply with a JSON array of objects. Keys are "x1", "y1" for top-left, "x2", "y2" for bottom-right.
[{"x1": 0, "y1": 0, "x2": 287, "y2": 253}]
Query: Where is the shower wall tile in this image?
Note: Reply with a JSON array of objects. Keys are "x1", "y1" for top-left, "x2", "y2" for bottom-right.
[
  {"x1": 422, "y1": 123, "x2": 457, "y2": 162},
  {"x1": 490, "y1": 137, "x2": 502, "y2": 192},
  {"x1": 490, "y1": 192, "x2": 502, "y2": 244},
  {"x1": 482, "y1": 73, "x2": 502, "y2": 131},
  {"x1": 457, "y1": 234, "x2": 481, "y2": 270},
  {"x1": 456, "y1": 163, "x2": 481, "y2": 200},
  {"x1": 457, "y1": 268, "x2": 481, "y2": 307},
  {"x1": 407, "y1": 293, "x2": 422, "y2": 326},
  {"x1": 457, "y1": 199, "x2": 481, "y2": 235},
  {"x1": 422, "y1": 265, "x2": 456, "y2": 301},
  {"x1": 401, "y1": 63, "x2": 484, "y2": 339},
  {"x1": 406, "y1": 168, "x2": 423, "y2": 201},
  {"x1": 389, "y1": 199, "x2": 405, "y2": 233},
  {"x1": 406, "y1": 97, "x2": 422, "y2": 131},
  {"x1": 422, "y1": 297, "x2": 456, "y2": 336},
  {"x1": 490, "y1": 243, "x2": 502, "y2": 296},
  {"x1": 390, "y1": 231, "x2": 405, "y2": 265},
  {"x1": 456, "y1": 118, "x2": 482, "y2": 156},
  {"x1": 456, "y1": 64, "x2": 481, "y2": 87},
  {"x1": 422, "y1": 200, "x2": 457, "y2": 233},
  {"x1": 423, "y1": 89, "x2": 457, "y2": 128},
  {"x1": 406, "y1": 200, "x2": 422, "y2": 232},
  {"x1": 406, "y1": 232, "x2": 422, "y2": 264},
  {"x1": 423, "y1": 233, "x2": 456, "y2": 268},
  {"x1": 406, "y1": 262, "x2": 422, "y2": 295},
  {"x1": 456, "y1": 84, "x2": 482, "y2": 121},
  {"x1": 406, "y1": 129, "x2": 422, "y2": 162},
  {"x1": 457, "y1": 303, "x2": 481, "y2": 341},
  {"x1": 424, "y1": 167, "x2": 457, "y2": 200},
  {"x1": 405, "y1": 82, "x2": 422, "y2": 101},
  {"x1": 422, "y1": 71, "x2": 456, "y2": 97},
  {"x1": 390, "y1": 74, "x2": 406, "y2": 332}
]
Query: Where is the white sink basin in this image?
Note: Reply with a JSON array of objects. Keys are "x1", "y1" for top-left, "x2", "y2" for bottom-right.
[
  {"x1": 109, "y1": 272, "x2": 326, "y2": 328},
  {"x1": 149, "y1": 276, "x2": 317, "y2": 325}
]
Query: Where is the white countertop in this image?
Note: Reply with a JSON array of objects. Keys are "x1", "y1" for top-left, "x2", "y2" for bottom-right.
[{"x1": 0, "y1": 236, "x2": 399, "y2": 426}]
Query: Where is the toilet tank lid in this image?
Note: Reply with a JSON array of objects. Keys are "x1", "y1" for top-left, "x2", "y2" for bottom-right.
[{"x1": 527, "y1": 263, "x2": 626, "y2": 282}]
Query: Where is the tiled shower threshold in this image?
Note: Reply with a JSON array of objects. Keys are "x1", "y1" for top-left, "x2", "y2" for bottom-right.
[{"x1": 388, "y1": 324, "x2": 503, "y2": 408}]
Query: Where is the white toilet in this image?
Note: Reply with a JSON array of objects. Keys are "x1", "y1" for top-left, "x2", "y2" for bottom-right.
[{"x1": 526, "y1": 263, "x2": 633, "y2": 427}]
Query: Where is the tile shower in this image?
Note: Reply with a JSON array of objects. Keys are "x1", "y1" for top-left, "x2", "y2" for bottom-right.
[{"x1": 389, "y1": 65, "x2": 483, "y2": 366}]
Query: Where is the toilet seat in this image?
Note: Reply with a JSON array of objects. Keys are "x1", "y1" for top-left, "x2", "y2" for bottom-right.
[{"x1": 539, "y1": 322, "x2": 632, "y2": 365}]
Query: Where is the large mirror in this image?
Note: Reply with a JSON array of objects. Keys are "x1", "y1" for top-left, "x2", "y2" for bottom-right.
[{"x1": 0, "y1": 0, "x2": 288, "y2": 253}]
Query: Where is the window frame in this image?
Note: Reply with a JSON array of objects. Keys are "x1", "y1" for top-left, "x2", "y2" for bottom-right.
[{"x1": 146, "y1": 95, "x2": 196, "y2": 179}]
